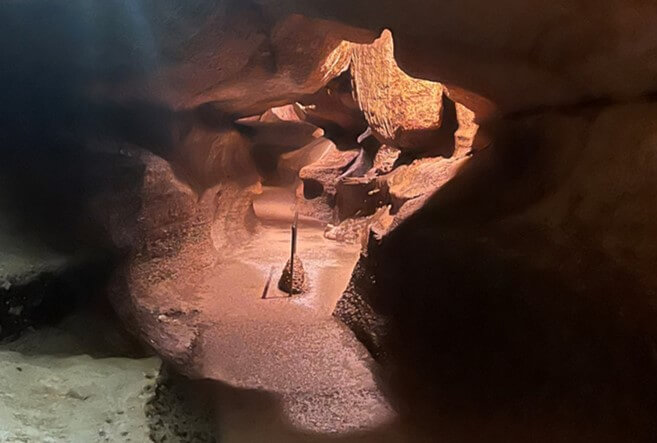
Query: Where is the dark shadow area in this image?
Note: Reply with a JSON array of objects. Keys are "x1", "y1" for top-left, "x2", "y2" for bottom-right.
[{"x1": 363, "y1": 120, "x2": 657, "y2": 442}]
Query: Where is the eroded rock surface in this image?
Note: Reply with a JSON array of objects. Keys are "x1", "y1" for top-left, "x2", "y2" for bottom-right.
[
  {"x1": 94, "y1": 147, "x2": 217, "y2": 370},
  {"x1": 0, "y1": 318, "x2": 159, "y2": 443},
  {"x1": 350, "y1": 30, "x2": 445, "y2": 151},
  {"x1": 278, "y1": 257, "x2": 308, "y2": 295}
]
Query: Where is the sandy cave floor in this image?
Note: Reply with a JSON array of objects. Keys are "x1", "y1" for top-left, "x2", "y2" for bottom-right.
[
  {"x1": 196, "y1": 223, "x2": 395, "y2": 433},
  {"x1": 175, "y1": 218, "x2": 404, "y2": 440}
]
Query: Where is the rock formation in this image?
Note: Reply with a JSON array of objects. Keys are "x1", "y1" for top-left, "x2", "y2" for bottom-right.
[{"x1": 278, "y1": 257, "x2": 308, "y2": 295}]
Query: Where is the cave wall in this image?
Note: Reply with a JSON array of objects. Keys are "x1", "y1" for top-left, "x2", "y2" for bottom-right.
[
  {"x1": 257, "y1": 0, "x2": 657, "y2": 115},
  {"x1": 351, "y1": 103, "x2": 657, "y2": 441}
]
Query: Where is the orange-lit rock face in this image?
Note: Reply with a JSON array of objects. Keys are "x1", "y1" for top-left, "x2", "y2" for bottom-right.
[
  {"x1": 95, "y1": 6, "x2": 375, "y2": 116},
  {"x1": 261, "y1": 0, "x2": 657, "y2": 114},
  {"x1": 350, "y1": 30, "x2": 445, "y2": 151}
]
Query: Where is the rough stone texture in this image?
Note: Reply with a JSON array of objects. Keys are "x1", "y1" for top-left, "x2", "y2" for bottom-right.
[
  {"x1": 0, "y1": 322, "x2": 160, "y2": 443},
  {"x1": 7, "y1": 0, "x2": 657, "y2": 440},
  {"x1": 385, "y1": 156, "x2": 468, "y2": 211},
  {"x1": 333, "y1": 258, "x2": 387, "y2": 360},
  {"x1": 362, "y1": 104, "x2": 657, "y2": 442},
  {"x1": 146, "y1": 367, "x2": 217, "y2": 443},
  {"x1": 291, "y1": 139, "x2": 360, "y2": 223},
  {"x1": 278, "y1": 257, "x2": 308, "y2": 295},
  {"x1": 260, "y1": 0, "x2": 657, "y2": 116},
  {"x1": 260, "y1": 104, "x2": 305, "y2": 123},
  {"x1": 171, "y1": 121, "x2": 259, "y2": 191},
  {"x1": 299, "y1": 141, "x2": 360, "y2": 198},
  {"x1": 350, "y1": 30, "x2": 445, "y2": 151},
  {"x1": 93, "y1": 147, "x2": 217, "y2": 371},
  {"x1": 324, "y1": 207, "x2": 389, "y2": 246},
  {"x1": 236, "y1": 120, "x2": 324, "y2": 151},
  {"x1": 372, "y1": 146, "x2": 401, "y2": 175},
  {"x1": 83, "y1": 3, "x2": 375, "y2": 115},
  {"x1": 335, "y1": 176, "x2": 389, "y2": 221},
  {"x1": 455, "y1": 102, "x2": 481, "y2": 153},
  {"x1": 297, "y1": 73, "x2": 370, "y2": 149}
]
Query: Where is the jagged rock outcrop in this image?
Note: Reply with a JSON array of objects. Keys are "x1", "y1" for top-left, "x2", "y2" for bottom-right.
[
  {"x1": 350, "y1": 30, "x2": 446, "y2": 151},
  {"x1": 385, "y1": 156, "x2": 468, "y2": 211},
  {"x1": 297, "y1": 73, "x2": 369, "y2": 148},
  {"x1": 298, "y1": 141, "x2": 360, "y2": 198},
  {"x1": 259, "y1": 104, "x2": 305, "y2": 123},
  {"x1": 335, "y1": 176, "x2": 388, "y2": 221}
]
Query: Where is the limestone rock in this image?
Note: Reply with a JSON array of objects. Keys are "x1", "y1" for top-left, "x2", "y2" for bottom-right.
[
  {"x1": 385, "y1": 156, "x2": 467, "y2": 211},
  {"x1": 93, "y1": 148, "x2": 215, "y2": 368},
  {"x1": 350, "y1": 30, "x2": 445, "y2": 151},
  {"x1": 259, "y1": 104, "x2": 305, "y2": 123},
  {"x1": 297, "y1": 73, "x2": 369, "y2": 148},
  {"x1": 299, "y1": 142, "x2": 360, "y2": 198},
  {"x1": 171, "y1": 121, "x2": 259, "y2": 190},
  {"x1": 372, "y1": 145, "x2": 401, "y2": 175},
  {"x1": 335, "y1": 176, "x2": 389, "y2": 221},
  {"x1": 0, "y1": 325, "x2": 160, "y2": 442},
  {"x1": 236, "y1": 119, "x2": 324, "y2": 151},
  {"x1": 278, "y1": 257, "x2": 308, "y2": 295},
  {"x1": 262, "y1": 0, "x2": 657, "y2": 115}
]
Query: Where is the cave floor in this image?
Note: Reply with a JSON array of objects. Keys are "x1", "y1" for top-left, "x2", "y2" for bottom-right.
[{"x1": 188, "y1": 223, "x2": 400, "y2": 439}]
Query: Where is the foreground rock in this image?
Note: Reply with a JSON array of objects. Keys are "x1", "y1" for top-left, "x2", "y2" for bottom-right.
[
  {"x1": 0, "y1": 325, "x2": 160, "y2": 442},
  {"x1": 147, "y1": 367, "x2": 217, "y2": 443}
]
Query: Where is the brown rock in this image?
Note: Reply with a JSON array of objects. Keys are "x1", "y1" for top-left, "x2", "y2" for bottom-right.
[
  {"x1": 259, "y1": 104, "x2": 305, "y2": 123},
  {"x1": 335, "y1": 176, "x2": 389, "y2": 221},
  {"x1": 385, "y1": 156, "x2": 467, "y2": 211},
  {"x1": 171, "y1": 122, "x2": 258, "y2": 191},
  {"x1": 235, "y1": 120, "x2": 323, "y2": 150},
  {"x1": 278, "y1": 257, "x2": 308, "y2": 295},
  {"x1": 350, "y1": 30, "x2": 445, "y2": 151},
  {"x1": 93, "y1": 6, "x2": 375, "y2": 115},
  {"x1": 263, "y1": 0, "x2": 657, "y2": 115},
  {"x1": 297, "y1": 73, "x2": 369, "y2": 148},
  {"x1": 93, "y1": 147, "x2": 217, "y2": 369},
  {"x1": 372, "y1": 145, "x2": 401, "y2": 175},
  {"x1": 299, "y1": 143, "x2": 360, "y2": 198}
]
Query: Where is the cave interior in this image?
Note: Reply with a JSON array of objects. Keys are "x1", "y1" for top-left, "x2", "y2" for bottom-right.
[{"x1": 1, "y1": 1, "x2": 657, "y2": 442}]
